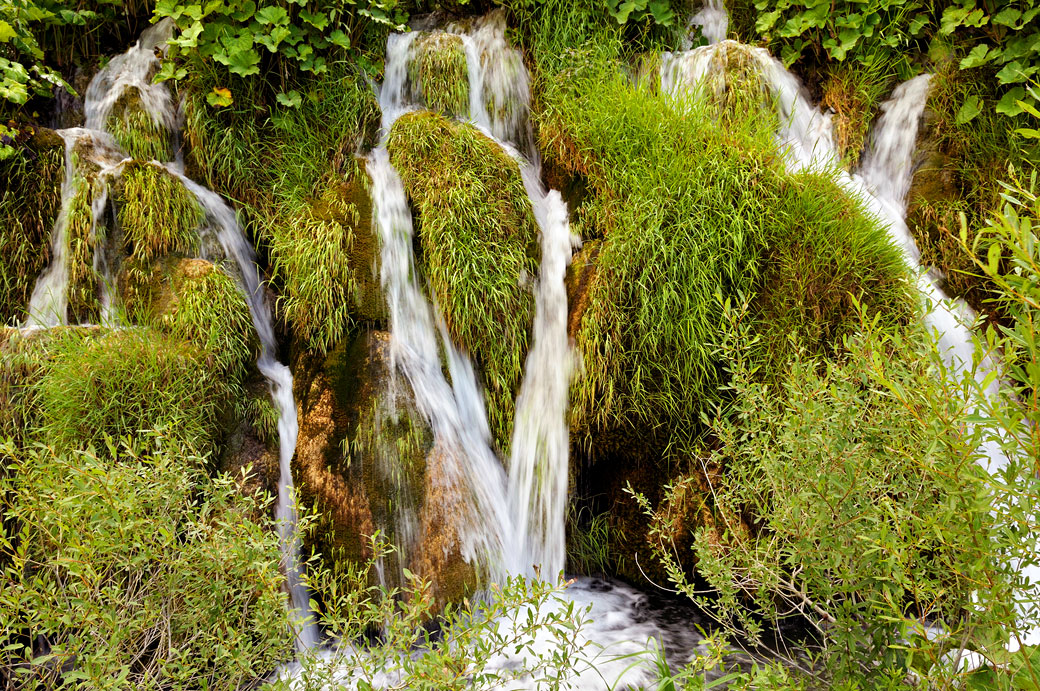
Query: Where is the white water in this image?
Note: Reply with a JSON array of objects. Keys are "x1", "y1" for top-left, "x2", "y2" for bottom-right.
[{"x1": 687, "y1": 0, "x2": 728, "y2": 47}]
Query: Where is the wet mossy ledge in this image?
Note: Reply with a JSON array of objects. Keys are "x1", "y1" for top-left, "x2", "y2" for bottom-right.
[
  {"x1": 387, "y1": 110, "x2": 539, "y2": 451},
  {"x1": 0, "y1": 129, "x2": 65, "y2": 325},
  {"x1": 410, "y1": 32, "x2": 470, "y2": 119}
]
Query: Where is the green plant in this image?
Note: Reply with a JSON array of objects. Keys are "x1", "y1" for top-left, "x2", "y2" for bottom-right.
[
  {"x1": 633, "y1": 300, "x2": 1026, "y2": 687},
  {"x1": 106, "y1": 88, "x2": 174, "y2": 161},
  {"x1": 387, "y1": 110, "x2": 539, "y2": 451},
  {"x1": 117, "y1": 162, "x2": 202, "y2": 262},
  {"x1": 154, "y1": 0, "x2": 406, "y2": 106},
  {"x1": 0, "y1": 437, "x2": 294, "y2": 690},
  {"x1": 409, "y1": 32, "x2": 469, "y2": 119},
  {"x1": 32, "y1": 328, "x2": 232, "y2": 456}
]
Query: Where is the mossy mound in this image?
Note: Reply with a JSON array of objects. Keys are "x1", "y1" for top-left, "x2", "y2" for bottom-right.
[
  {"x1": 410, "y1": 32, "x2": 470, "y2": 119},
  {"x1": 537, "y1": 45, "x2": 910, "y2": 444},
  {"x1": 107, "y1": 87, "x2": 174, "y2": 161},
  {"x1": 32, "y1": 328, "x2": 232, "y2": 456},
  {"x1": 121, "y1": 257, "x2": 257, "y2": 381},
  {"x1": 116, "y1": 162, "x2": 203, "y2": 263},
  {"x1": 387, "y1": 111, "x2": 539, "y2": 450},
  {"x1": 270, "y1": 159, "x2": 381, "y2": 354},
  {"x1": 0, "y1": 130, "x2": 65, "y2": 325},
  {"x1": 64, "y1": 165, "x2": 105, "y2": 325}
]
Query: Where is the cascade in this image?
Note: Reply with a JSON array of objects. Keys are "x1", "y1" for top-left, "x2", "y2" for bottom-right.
[
  {"x1": 662, "y1": 14, "x2": 1038, "y2": 648},
  {"x1": 21, "y1": 22, "x2": 318, "y2": 651}
]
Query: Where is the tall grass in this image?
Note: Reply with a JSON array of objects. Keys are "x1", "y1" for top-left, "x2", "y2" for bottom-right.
[
  {"x1": 116, "y1": 162, "x2": 202, "y2": 262},
  {"x1": 410, "y1": 33, "x2": 470, "y2": 119},
  {"x1": 533, "y1": 35, "x2": 911, "y2": 444},
  {"x1": 106, "y1": 87, "x2": 174, "y2": 162},
  {"x1": 387, "y1": 111, "x2": 539, "y2": 451}
]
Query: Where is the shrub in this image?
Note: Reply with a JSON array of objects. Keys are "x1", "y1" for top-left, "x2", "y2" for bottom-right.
[
  {"x1": 387, "y1": 110, "x2": 539, "y2": 450},
  {"x1": 0, "y1": 438, "x2": 294, "y2": 690},
  {"x1": 634, "y1": 301, "x2": 1025, "y2": 687}
]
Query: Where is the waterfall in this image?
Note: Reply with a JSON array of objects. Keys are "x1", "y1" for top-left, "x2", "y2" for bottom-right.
[
  {"x1": 687, "y1": 0, "x2": 728, "y2": 47},
  {"x1": 663, "y1": 23, "x2": 1039, "y2": 648},
  {"x1": 21, "y1": 22, "x2": 318, "y2": 650}
]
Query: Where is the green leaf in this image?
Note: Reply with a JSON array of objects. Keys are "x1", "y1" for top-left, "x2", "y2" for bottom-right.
[
  {"x1": 0, "y1": 21, "x2": 17, "y2": 43},
  {"x1": 993, "y1": 8, "x2": 1022, "y2": 27},
  {"x1": 960, "y1": 44, "x2": 992, "y2": 69},
  {"x1": 255, "y1": 25, "x2": 290, "y2": 52},
  {"x1": 255, "y1": 5, "x2": 288, "y2": 25},
  {"x1": 229, "y1": 0, "x2": 256, "y2": 21},
  {"x1": 956, "y1": 95, "x2": 983, "y2": 125},
  {"x1": 298, "y1": 8, "x2": 329, "y2": 30},
  {"x1": 207, "y1": 86, "x2": 233, "y2": 107},
  {"x1": 996, "y1": 61, "x2": 1031, "y2": 84},
  {"x1": 327, "y1": 29, "x2": 350, "y2": 49},
  {"x1": 997, "y1": 87, "x2": 1028, "y2": 116},
  {"x1": 226, "y1": 48, "x2": 261, "y2": 76}
]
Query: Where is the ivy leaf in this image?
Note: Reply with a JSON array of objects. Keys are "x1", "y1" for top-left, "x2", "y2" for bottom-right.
[
  {"x1": 960, "y1": 44, "x2": 992, "y2": 69},
  {"x1": 955, "y1": 95, "x2": 982, "y2": 125},
  {"x1": 255, "y1": 6, "x2": 288, "y2": 25},
  {"x1": 275, "y1": 89, "x2": 301, "y2": 108},
  {"x1": 206, "y1": 86, "x2": 233, "y2": 107}
]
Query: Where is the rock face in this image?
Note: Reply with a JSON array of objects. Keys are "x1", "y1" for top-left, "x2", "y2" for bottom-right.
[{"x1": 291, "y1": 330, "x2": 475, "y2": 606}]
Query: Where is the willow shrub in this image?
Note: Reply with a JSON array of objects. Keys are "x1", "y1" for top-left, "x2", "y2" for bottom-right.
[
  {"x1": 634, "y1": 300, "x2": 1031, "y2": 688},
  {"x1": 535, "y1": 38, "x2": 909, "y2": 440},
  {"x1": 0, "y1": 438, "x2": 293, "y2": 690},
  {"x1": 387, "y1": 111, "x2": 539, "y2": 451}
]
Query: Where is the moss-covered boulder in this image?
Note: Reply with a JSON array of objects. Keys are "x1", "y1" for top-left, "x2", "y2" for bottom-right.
[
  {"x1": 107, "y1": 86, "x2": 174, "y2": 162},
  {"x1": 271, "y1": 159, "x2": 384, "y2": 355},
  {"x1": 409, "y1": 32, "x2": 470, "y2": 119},
  {"x1": 292, "y1": 330, "x2": 476, "y2": 608},
  {"x1": 115, "y1": 162, "x2": 202, "y2": 263},
  {"x1": 0, "y1": 129, "x2": 65, "y2": 325},
  {"x1": 387, "y1": 111, "x2": 539, "y2": 451}
]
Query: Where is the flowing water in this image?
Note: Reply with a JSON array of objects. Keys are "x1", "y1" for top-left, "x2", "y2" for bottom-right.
[{"x1": 20, "y1": 22, "x2": 318, "y2": 651}]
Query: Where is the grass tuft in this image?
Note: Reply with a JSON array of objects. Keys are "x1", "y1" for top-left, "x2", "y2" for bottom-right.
[
  {"x1": 410, "y1": 32, "x2": 470, "y2": 119},
  {"x1": 106, "y1": 87, "x2": 174, "y2": 162},
  {"x1": 387, "y1": 110, "x2": 539, "y2": 450},
  {"x1": 116, "y1": 162, "x2": 203, "y2": 263}
]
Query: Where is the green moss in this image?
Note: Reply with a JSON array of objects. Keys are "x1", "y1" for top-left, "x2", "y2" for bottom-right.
[
  {"x1": 410, "y1": 33, "x2": 470, "y2": 119},
  {"x1": 33, "y1": 328, "x2": 232, "y2": 456},
  {"x1": 117, "y1": 162, "x2": 203, "y2": 263},
  {"x1": 0, "y1": 131, "x2": 65, "y2": 325},
  {"x1": 536, "y1": 41, "x2": 910, "y2": 444},
  {"x1": 107, "y1": 87, "x2": 173, "y2": 161},
  {"x1": 387, "y1": 111, "x2": 539, "y2": 450},
  {"x1": 271, "y1": 160, "x2": 375, "y2": 353}
]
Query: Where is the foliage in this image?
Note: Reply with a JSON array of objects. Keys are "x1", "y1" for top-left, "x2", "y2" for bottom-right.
[
  {"x1": 282, "y1": 544, "x2": 595, "y2": 691},
  {"x1": 0, "y1": 438, "x2": 294, "y2": 690},
  {"x1": 182, "y1": 65, "x2": 380, "y2": 353},
  {"x1": 387, "y1": 110, "x2": 539, "y2": 451},
  {"x1": 153, "y1": 0, "x2": 406, "y2": 105},
  {"x1": 0, "y1": 0, "x2": 72, "y2": 106},
  {"x1": 117, "y1": 163, "x2": 202, "y2": 262},
  {"x1": 32, "y1": 328, "x2": 233, "y2": 456},
  {"x1": 633, "y1": 299, "x2": 1032, "y2": 687},
  {"x1": 535, "y1": 38, "x2": 909, "y2": 441},
  {"x1": 106, "y1": 89, "x2": 174, "y2": 161},
  {"x1": 0, "y1": 129, "x2": 63, "y2": 325}
]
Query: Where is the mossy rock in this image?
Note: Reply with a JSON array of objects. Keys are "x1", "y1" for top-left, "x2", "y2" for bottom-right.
[
  {"x1": 387, "y1": 110, "x2": 539, "y2": 451},
  {"x1": 115, "y1": 162, "x2": 203, "y2": 263},
  {"x1": 120, "y1": 257, "x2": 257, "y2": 381},
  {"x1": 409, "y1": 32, "x2": 470, "y2": 120},
  {"x1": 0, "y1": 129, "x2": 65, "y2": 325},
  {"x1": 64, "y1": 166, "x2": 105, "y2": 325},
  {"x1": 291, "y1": 329, "x2": 475, "y2": 609},
  {"x1": 272, "y1": 159, "x2": 381, "y2": 355},
  {"x1": 107, "y1": 87, "x2": 174, "y2": 162}
]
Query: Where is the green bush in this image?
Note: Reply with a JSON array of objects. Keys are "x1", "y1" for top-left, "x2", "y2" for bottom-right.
[
  {"x1": 387, "y1": 110, "x2": 539, "y2": 450},
  {"x1": 634, "y1": 302, "x2": 1019, "y2": 687},
  {"x1": 0, "y1": 439, "x2": 294, "y2": 690},
  {"x1": 33, "y1": 328, "x2": 232, "y2": 455}
]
